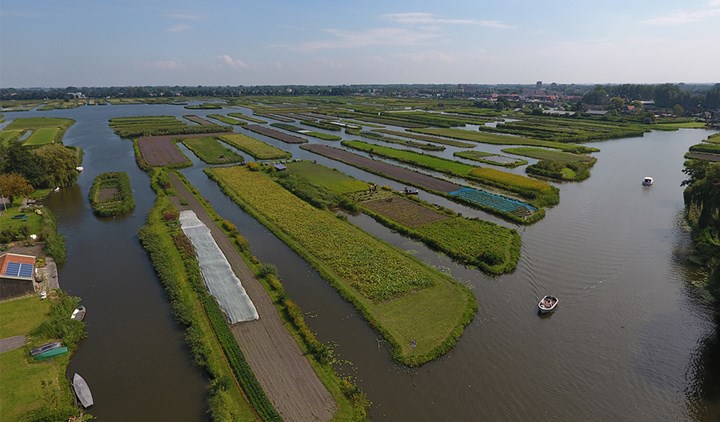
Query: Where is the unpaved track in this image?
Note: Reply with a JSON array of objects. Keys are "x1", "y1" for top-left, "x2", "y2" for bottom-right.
[
  {"x1": 302, "y1": 143, "x2": 461, "y2": 193},
  {"x1": 168, "y1": 172, "x2": 335, "y2": 422}
]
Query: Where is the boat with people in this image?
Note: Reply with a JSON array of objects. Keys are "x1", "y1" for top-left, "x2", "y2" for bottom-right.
[
  {"x1": 538, "y1": 295, "x2": 559, "y2": 314},
  {"x1": 73, "y1": 373, "x2": 94, "y2": 408},
  {"x1": 403, "y1": 187, "x2": 419, "y2": 195},
  {"x1": 642, "y1": 177, "x2": 654, "y2": 186},
  {"x1": 71, "y1": 305, "x2": 87, "y2": 321}
]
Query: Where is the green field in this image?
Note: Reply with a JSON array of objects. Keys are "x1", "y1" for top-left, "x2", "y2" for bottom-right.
[
  {"x1": 411, "y1": 127, "x2": 599, "y2": 153},
  {"x1": 1, "y1": 117, "x2": 74, "y2": 146},
  {"x1": 109, "y1": 115, "x2": 230, "y2": 138},
  {"x1": 374, "y1": 129, "x2": 475, "y2": 147},
  {"x1": 689, "y1": 142, "x2": 720, "y2": 154},
  {"x1": 501, "y1": 147, "x2": 597, "y2": 163},
  {"x1": 0, "y1": 129, "x2": 24, "y2": 144},
  {"x1": 270, "y1": 123, "x2": 342, "y2": 141},
  {"x1": 23, "y1": 128, "x2": 61, "y2": 146},
  {"x1": 348, "y1": 129, "x2": 445, "y2": 151},
  {"x1": 286, "y1": 161, "x2": 520, "y2": 274},
  {"x1": 218, "y1": 134, "x2": 291, "y2": 160},
  {"x1": 453, "y1": 150, "x2": 527, "y2": 167},
  {"x1": 207, "y1": 166, "x2": 476, "y2": 365},
  {"x1": 227, "y1": 113, "x2": 268, "y2": 124},
  {"x1": 342, "y1": 140, "x2": 559, "y2": 206},
  {"x1": 476, "y1": 116, "x2": 649, "y2": 142},
  {"x1": 181, "y1": 137, "x2": 244, "y2": 164},
  {"x1": 207, "y1": 114, "x2": 248, "y2": 125}
]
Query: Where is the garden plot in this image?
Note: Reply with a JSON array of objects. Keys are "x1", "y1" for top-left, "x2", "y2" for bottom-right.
[{"x1": 179, "y1": 210, "x2": 258, "y2": 323}]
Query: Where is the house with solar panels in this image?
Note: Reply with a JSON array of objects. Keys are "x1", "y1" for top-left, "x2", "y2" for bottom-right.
[{"x1": 0, "y1": 253, "x2": 36, "y2": 299}]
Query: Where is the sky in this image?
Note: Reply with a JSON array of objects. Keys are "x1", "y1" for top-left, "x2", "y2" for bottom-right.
[{"x1": 1, "y1": 0, "x2": 719, "y2": 88}]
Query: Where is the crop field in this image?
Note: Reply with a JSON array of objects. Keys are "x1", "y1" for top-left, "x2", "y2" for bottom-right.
[
  {"x1": 705, "y1": 133, "x2": 720, "y2": 144},
  {"x1": 270, "y1": 122, "x2": 342, "y2": 141},
  {"x1": 109, "y1": 115, "x2": 230, "y2": 138},
  {"x1": 1, "y1": 117, "x2": 74, "y2": 146},
  {"x1": 501, "y1": 147, "x2": 597, "y2": 163},
  {"x1": 342, "y1": 140, "x2": 557, "y2": 206},
  {"x1": 285, "y1": 161, "x2": 367, "y2": 194},
  {"x1": 349, "y1": 130, "x2": 445, "y2": 151},
  {"x1": 411, "y1": 127, "x2": 599, "y2": 153},
  {"x1": 363, "y1": 197, "x2": 450, "y2": 228},
  {"x1": 181, "y1": 137, "x2": 244, "y2": 164},
  {"x1": 207, "y1": 114, "x2": 247, "y2": 125},
  {"x1": 137, "y1": 136, "x2": 191, "y2": 167},
  {"x1": 449, "y1": 187, "x2": 537, "y2": 216},
  {"x1": 227, "y1": 113, "x2": 268, "y2": 124},
  {"x1": 245, "y1": 124, "x2": 307, "y2": 144},
  {"x1": 23, "y1": 127, "x2": 60, "y2": 146},
  {"x1": 341, "y1": 113, "x2": 428, "y2": 128},
  {"x1": 301, "y1": 120, "x2": 342, "y2": 131},
  {"x1": 374, "y1": 129, "x2": 475, "y2": 147},
  {"x1": 89, "y1": 171, "x2": 135, "y2": 216},
  {"x1": 477, "y1": 116, "x2": 649, "y2": 142},
  {"x1": 453, "y1": 150, "x2": 527, "y2": 167},
  {"x1": 207, "y1": 166, "x2": 476, "y2": 364},
  {"x1": 218, "y1": 133, "x2": 291, "y2": 160},
  {"x1": 381, "y1": 110, "x2": 490, "y2": 127},
  {"x1": 183, "y1": 115, "x2": 217, "y2": 126}
]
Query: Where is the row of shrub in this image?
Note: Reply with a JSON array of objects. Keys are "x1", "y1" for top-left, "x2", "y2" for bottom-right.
[
  {"x1": 89, "y1": 172, "x2": 135, "y2": 216},
  {"x1": 40, "y1": 208, "x2": 66, "y2": 264}
]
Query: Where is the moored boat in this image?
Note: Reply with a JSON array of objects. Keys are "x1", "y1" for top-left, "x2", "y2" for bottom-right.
[
  {"x1": 73, "y1": 373, "x2": 94, "y2": 408},
  {"x1": 30, "y1": 341, "x2": 62, "y2": 357},
  {"x1": 642, "y1": 177, "x2": 654, "y2": 186},
  {"x1": 538, "y1": 295, "x2": 558, "y2": 314},
  {"x1": 71, "y1": 305, "x2": 87, "y2": 321},
  {"x1": 403, "y1": 187, "x2": 419, "y2": 195},
  {"x1": 34, "y1": 346, "x2": 69, "y2": 360}
]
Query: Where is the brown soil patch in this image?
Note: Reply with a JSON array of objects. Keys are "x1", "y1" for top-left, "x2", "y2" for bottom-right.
[
  {"x1": 97, "y1": 187, "x2": 119, "y2": 202},
  {"x1": 137, "y1": 132, "x2": 228, "y2": 167},
  {"x1": 167, "y1": 173, "x2": 335, "y2": 422},
  {"x1": 685, "y1": 152, "x2": 720, "y2": 162},
  {"x1": 246, "y1": 124, "x2": 307, "y2": 144},
  {"x1": 363, "y1": 196, "x2": 450, "y2": 228},
  {"x1": 301, "y1": 144, "x2": 461, "y2": 193},
  {"x1": 184, "y1": 115, "x2": 216, "y2": 126}
]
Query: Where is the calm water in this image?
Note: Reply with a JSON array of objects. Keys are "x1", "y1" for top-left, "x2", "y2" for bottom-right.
[{"x1": 7, "y1": 104, "x2": 719, "y2": 421}]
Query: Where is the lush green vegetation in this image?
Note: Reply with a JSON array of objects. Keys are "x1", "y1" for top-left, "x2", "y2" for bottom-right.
[
  {"x1": 218, "y1": 134, "x2": 291, "y2": 160},
  {"x1": 89, "y1": 172, "x2": 135, "y2": 216},
  {"x1": 207, "y1": 114, "x2": 248, "y2": 125},
  {"x1": 374, "y1": 129, "x2": 475, "y2": 147},
  {"x1": 477, "y1": 115, "x2": 649, "y2": 142},
  {"x1": 502, "y1": 147, "x2": 597, "y2": 163},
  {"x1": 270, "y1": 123, "x2": 342, "y2": 141},
  {"x1": 347, "y1": 129, "x2": 445, "y2": 151},
  {"x1": 109, "y1": 116, "x2": 231, "y2": 138},
  {"x1": 706, "y1": 133, "x2": 720, "y2": 144},
  {"x1": 526, "y1": 160, "x2": 593, "y2": 182},
  {"x1": 184, "y1": 103, "x2": 222, "y2": 109},
  {"x1": 207, "y1": 166, "x2": 476, "y2": 366},
  {"x1": 689, "y1": 143, "x2": 720, "y2": 154},
  {"x1": 343, "y1": 140, "x2": 559, "y2": 206},
  {"x1": 338, "y1": 113, "x2": 427, "y2": 128},
  {"x1": 1, "y1": 117, "x2": 74, "y2": 147},
  {"x1": 0, "y1": 293, "x2": 86, "y2": 421},
  {"x1": 284, "y1": 161, "x2": 520, "y2": 273},
  {"x1": 227, "y1": 113, "x2": 268, "y2": 124},
  {"x1": 300, "y1": 120, "x2": 342, "y2": 131},
  {"x1": 181, "y1": 136, "x2": 244, "y2": 164},
  {"x1": 411, "y1": 127, "x2": 599, "y2": 153},
  {"x1": 170, "y1": 170, "x2": 370, "y2": 419},
  {"x1": 139, "y1": 172, "x2": 266, "y2": 421},
  {"x1": 1, "y1": 140, "x2": 81, "y2": 189},
  {"x1": 453, "y1": 150, "x2": 527, "y2": 168},
  {"x1": 380, "y1": 111, "x2": 490, "y2": 127},
  {"x1": 682, "y1": 160, "x2": 720, "y2": 300}
]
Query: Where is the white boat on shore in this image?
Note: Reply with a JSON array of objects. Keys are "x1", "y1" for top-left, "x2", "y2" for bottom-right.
[
  {"x1": 538, "y1": 295, "x2": 558, "y2": 314},
  {"x1": 71, "y1": 305, "x2": 86, "y2": 321},
  {"x1": 642, "y1": 177, "x2": 654, "y2": 186},
  {"x1": 73, "y1": 373, "x2": 94, "y2": 408}
]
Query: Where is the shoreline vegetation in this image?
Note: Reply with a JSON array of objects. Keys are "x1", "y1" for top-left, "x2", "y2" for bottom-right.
[
  {"x1": 206, "y1": 165, "x2": 478, "y2": 366},
  {"x1": 89, "y1": 172, "x2": 135, "y2": 216}
]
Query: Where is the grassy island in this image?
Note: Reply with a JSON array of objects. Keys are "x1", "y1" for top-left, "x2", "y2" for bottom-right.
[
  {"x1": 207, "y1": 165, "x2": 477, "y2": 366},
  {"x1": 89, "y1": 172, "x2": 135, "y2": 216}
]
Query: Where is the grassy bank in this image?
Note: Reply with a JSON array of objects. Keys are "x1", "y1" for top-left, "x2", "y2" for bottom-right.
[
  {"x1": 89, "y1": 172, "x2": 135, "y2": 216},
  {"x1": 0, "y1": 293, "x2": 86, "y2": 421},
  {"x1": 206, "y1": 166, "x2": 477, "y2": 366}
]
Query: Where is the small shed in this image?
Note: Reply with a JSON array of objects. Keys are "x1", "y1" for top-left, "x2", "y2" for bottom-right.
[
  {"x1": 0, "y1": 253, "x2": 36, "y2": 299},
  {"x1": 273, "y1": 164, "x2": 287, "y2": 171}
]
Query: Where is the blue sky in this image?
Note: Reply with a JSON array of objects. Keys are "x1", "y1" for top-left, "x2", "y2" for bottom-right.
[{"x1": 1, "y1": 0, "x2": 719, "y2": 87}]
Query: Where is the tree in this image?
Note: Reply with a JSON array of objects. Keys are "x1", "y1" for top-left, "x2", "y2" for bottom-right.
[
  {"x1": 609, "y1": 97, "x2": 625, "y2": 110},
  {"x1": 672, "y1": 104, "x2": 685, "y2": 116},
  {"x1": 0, "y1": 173, "x2": 33, "y2": 205},
  {"x1": 33, "y1": 145, "x2": 79, "y2": 188},
  {"x1": 683, "y1": 160, "x2": 720, "y2": 230},
  {"x1": 0, "y1": 139, "x2": 43, "y2": 186}
]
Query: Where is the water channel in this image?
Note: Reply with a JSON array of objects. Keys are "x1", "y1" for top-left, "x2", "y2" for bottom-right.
[{"x1": 6, "y1": 104, "x2": 719, "y2": 421}]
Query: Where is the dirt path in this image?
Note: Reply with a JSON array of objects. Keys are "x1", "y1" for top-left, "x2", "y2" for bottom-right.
[
  {"x1": 168, "y1": 172, "x2": 335, "y2": 422},
  {"x1": 302, "y1": 143, "x2": 461, "y2": 193},
  {"x1": 0, "y1": 335, "x2": 26, "y2": 353}
]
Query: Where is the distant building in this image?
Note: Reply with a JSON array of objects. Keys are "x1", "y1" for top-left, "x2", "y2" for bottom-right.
[{"x1": 0, "y1": 253, "x2": 36, "y2": 299}]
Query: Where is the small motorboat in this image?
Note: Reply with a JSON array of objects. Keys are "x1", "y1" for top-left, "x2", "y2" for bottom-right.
[
  {"x1": 76, "y1": 166, "x2": 84, "y2": 172},
  {"x1": 538, "y1": 295, "x2": 559, "y2": 314},
  {"x1": 642, "y1": 177, "x2": 654, "y2": 186},
  {"x1": 403, "y1": 187, "x2": 419, "y2": 195},
  {"x1": 53, "y1": 187, "x2": 60, "y2": 192},
  {"x1": 34, "y1": 346, "x2": 68, "y2": 360},
  {"x1": 30, "y1": 341, "x2": 62, "y2": 357},
  {"x1": 71, "y1": 306, "x2": 87, "y2": 321},
  {"x1": 73, "y1": 373, "x2": 94, "y2": 408}
]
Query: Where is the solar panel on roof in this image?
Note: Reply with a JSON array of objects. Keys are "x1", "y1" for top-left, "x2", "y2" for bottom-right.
[
  {"x1": 4, "y1": 262, "x2": 20, "y2": 277},
  {"x1": 18, "y1": 264, "x2": 33, "y2": 278}
]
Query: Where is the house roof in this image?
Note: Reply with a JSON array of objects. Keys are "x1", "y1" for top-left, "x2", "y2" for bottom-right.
[{"x1": 0, "y1": 253, "x2": 36, "y2": 281}]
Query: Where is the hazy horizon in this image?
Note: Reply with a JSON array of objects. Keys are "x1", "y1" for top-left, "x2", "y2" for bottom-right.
[{"x1": 2, "y1": 0, "x2": 719, "y2": 88}]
